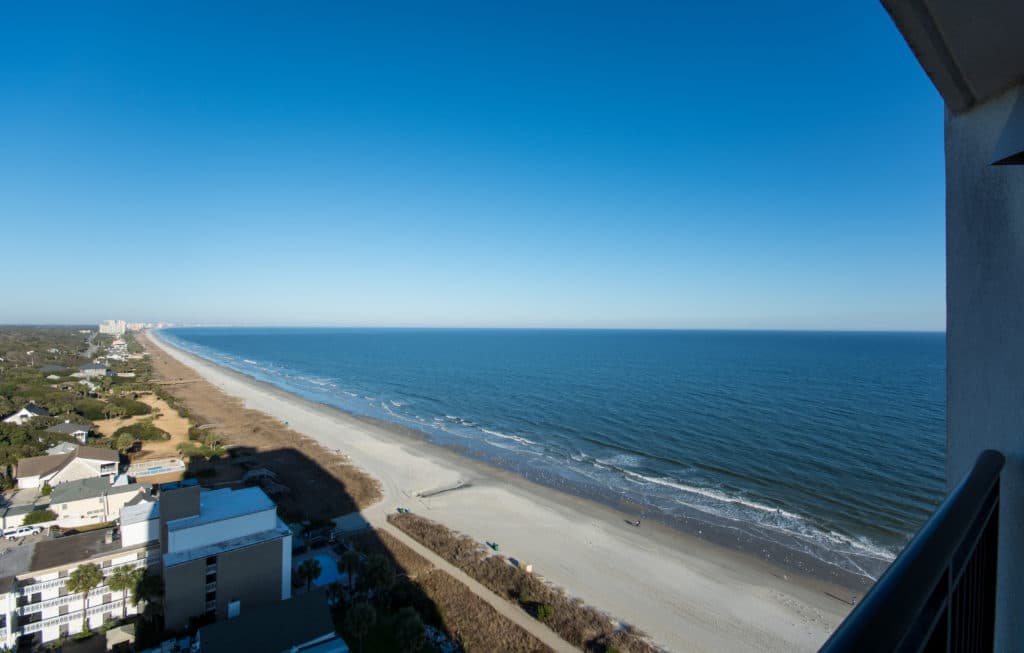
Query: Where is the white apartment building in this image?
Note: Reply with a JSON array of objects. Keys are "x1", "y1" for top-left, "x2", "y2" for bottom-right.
[
  {"x1": 0, "y1": 528, "x2": 159, "y2": 649},
  {"x1": 98, "y1": 320, "x2": 127, "y2": 336}
]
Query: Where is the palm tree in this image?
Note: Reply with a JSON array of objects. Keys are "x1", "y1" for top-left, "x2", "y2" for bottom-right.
[
  {"x1": 395, "y1": 607, "x2": 426, "y2": 653},
  {"x1": 363, "y1": 554, "x2": 395, "y2": 606},
  {"x1": 297, "y1": 558, "x2": 322, "y2": 592},
  {"x1": 66, "y1": 563, "x2": 103, "y2": 633},
  {"x1": 339, "y1": 549, "x2": 361, "y2": 593},
  {"x1": 344, "y1": 601, "x2": 376, "y2": 653},
  {"x1": 325, "y1": 582, "x2": 344, "y2": 607},
  {"x1": 107, "y1": 566, "x2": 143, "y2": 619}
]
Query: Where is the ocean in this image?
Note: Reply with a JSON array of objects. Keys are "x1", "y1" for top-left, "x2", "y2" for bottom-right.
[{"x1": 159, "y1": 328, "x2": 945, "y2": 582}]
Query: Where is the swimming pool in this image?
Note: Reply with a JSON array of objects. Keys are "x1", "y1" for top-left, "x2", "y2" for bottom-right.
[{"x1": 302, "y1": 553, "x2": 345, "y2": 587}]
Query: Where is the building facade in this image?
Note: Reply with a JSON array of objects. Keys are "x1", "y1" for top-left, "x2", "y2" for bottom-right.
[
  {"x1": 0, "y1": 528, "x2": 159, "y2": 650},
  {"x1": 98, "y1": 320, "x2": 127, "y2": 336},
  {"x1": 159, "y1": 485, "x2": 292, "y2": 632}
]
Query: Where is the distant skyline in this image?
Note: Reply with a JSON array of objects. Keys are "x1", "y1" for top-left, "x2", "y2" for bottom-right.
[{"x1": 1, "y1": 3, "x2": 944, "y2": 331}]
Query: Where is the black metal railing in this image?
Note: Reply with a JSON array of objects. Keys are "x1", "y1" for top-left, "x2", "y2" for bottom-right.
[{"x1": 821, "y1": 449, "x2": 1004, "y2": 653}]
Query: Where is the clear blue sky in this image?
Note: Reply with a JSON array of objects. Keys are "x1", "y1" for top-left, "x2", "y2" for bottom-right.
[{"x1": 1, "y1": 2, "x2": 944, "y2": 330}]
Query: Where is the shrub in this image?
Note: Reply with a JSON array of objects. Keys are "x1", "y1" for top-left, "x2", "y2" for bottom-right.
[
  {"x1": 113, "y1": 421, "x2": 169, "y2": 442},
  {"x1": 41, "y1": 483, "x2": 52, "y2": 496},
  {"x1": 109, "y1": 397, "x2": 150, "y2": 417},
  {"x1": 24, "y1": 509, "x2": 57, "y2": 525},
  {"x1": 74, "y1": 399, "x2": 107, "y2": 421}
]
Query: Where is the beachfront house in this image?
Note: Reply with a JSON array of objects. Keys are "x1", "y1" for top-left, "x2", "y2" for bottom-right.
[
  {"x1": 16, "y1": 446, "x2": 120, "y2": 490},
  {"x1": 44, "y1": 421, "x2": 92, "y2": 444},
  {"x1": 821, "y1": 2, "x2": 1024, "y2": 651},
  {"x1": 78, "y1": 363, "x2": 108, "y2": 378},
  {"x1": 50, "y1": 477, "x2": 151, "y2": 528},
  {"x1": 2, "y1": 403, "x2": 52, "y2": 426}
]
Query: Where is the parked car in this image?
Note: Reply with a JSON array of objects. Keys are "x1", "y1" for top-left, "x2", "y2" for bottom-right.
[{"x1": 4, "y1": 526, "x2": 42, "y2": 540}]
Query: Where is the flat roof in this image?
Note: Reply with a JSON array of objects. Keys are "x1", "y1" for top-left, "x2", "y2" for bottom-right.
[
  {"x1": 198, "y1": 590, "x2": 340, "y2": 653},
  {"x1": 164, "y1": 521, "x2": 289, "y2": 568},
  {"x1": 166, "y1": 487, "x2": 274, "y2": 532},
  {"x1": 28, "y1": 529, "x2": 138, "y2": 574}
]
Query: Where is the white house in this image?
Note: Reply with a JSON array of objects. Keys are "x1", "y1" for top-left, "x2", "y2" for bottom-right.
[
  {"x1": 2, "y1": 403, "x2": 51, "y2": 426},
  {"x1": 78, "y1": 363, "x2": 108, "y2": 378},
  {"x1": 50, "y1": 477, "x2": 151, "y2": 528},
  {"x1": 44, "y1": 421, "x2": 92, "y2": 444},
  {"x1": 16, "y1": 446, "x2": 120, "y2": 489}
]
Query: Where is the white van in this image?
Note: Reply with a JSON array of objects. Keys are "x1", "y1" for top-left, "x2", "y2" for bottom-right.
[{"x1": 3, "y1": 526, "x2": 42, "y2": 540}]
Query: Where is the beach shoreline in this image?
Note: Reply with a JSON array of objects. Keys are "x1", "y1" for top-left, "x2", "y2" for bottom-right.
[{"x1": 145, "y1": 329, "x2": 854, "y2": 652}]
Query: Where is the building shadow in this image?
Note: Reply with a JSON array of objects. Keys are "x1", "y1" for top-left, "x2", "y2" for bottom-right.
[{"x1": 167, "y1": 445, "x2": 445, "y2": 652}]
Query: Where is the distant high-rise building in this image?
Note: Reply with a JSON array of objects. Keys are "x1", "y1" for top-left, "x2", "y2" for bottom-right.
[{"x1": 98, "y1": 320, "x2": 126, "y2": 336}]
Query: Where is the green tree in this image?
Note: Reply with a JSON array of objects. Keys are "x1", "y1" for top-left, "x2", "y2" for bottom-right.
[
  {"x1": 115, "y1": 433, "x2": 135, "y2": 453},
  {"x1": 339, "y1": 549, "x2": 362, "y2": 593},
  {"x1": 107, "y1": 566, "x2": 143, "y2": 619},
  {"x1": 297, "y1": 558, "x2": 322, "y2": 592},
  {"x1": 344, "y1": 601, "x2": 376, "y2": 653},
  {"x1": 325, "y1": 582, "x2": 344, "y2": 607},
  {"x1": 103, "y1": 402, "x2": 124, "y2": 419},
  {"x1": 536, "y1": 603, "x2": 553, "y2": 623},
  {"x1": 395, "y1": 607, "x2": 426, "y2": 653},
  {"x1": 66, "y1": 563, "x2": 104, "y2": 633},
  {"x1": 40, "y1": 483, "x2": 52, "y2": 496},
  {"x1": 363, "y1": 554, "x2": 395, "y2": 606}
]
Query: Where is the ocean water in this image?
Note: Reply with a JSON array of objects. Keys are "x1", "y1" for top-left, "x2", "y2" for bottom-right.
[{"x1": 160, "y1": 328, "x2": 945, "y2": 581}]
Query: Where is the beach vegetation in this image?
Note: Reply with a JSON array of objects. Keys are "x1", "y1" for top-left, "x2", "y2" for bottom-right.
[
  {"x1": 74, "y1": 399, "x2": 108, "y2": 421},
  {"x1": 113, "y1": 420, "x2": 169, "y2": 442},
  {"x1": 389, "y1": 512, "x2": 658, "y2": 653}
]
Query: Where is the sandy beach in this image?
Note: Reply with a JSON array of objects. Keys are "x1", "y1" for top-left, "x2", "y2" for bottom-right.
[{"x1": 146, "y1": 331, "x2": 851, "y2": 652}]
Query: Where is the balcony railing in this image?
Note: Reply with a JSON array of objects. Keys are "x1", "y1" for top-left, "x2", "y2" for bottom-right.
[{"x1": 821, "y1": 449, "x2": 1004, "y2": 653}]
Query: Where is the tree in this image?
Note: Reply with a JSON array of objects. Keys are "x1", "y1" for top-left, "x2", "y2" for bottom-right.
[
  {"x1": 115, "y1": 433, "x2": 135, "y2": 453},
  {"x1": 66, "y1": 563, "x2": 104, "y2": 633},
  {"x1": 297, "y1": 558, "x2": 322, "y2": 592},
  {"x1": 325, "y1": 582, "x2": 344, "y2": 607},
  {"x1": 344, "y1": 601, "x2": 376, "y2": 653},
  {"x1": 536, "y1": 603, "x2": 554, "y2": 623},
  {"x1": 103, "y1": 402, "x2": 123, "y2": 419},
  {"x1": 339, "y1": 549, "x2": 362, "y2": 593},
  {"x1": 107, "y1": 566, "x2": 143, "y2": 619},
  {"x1": 395, "y1": 607, "x2": 426, "y2": 653},
  {"x1": 363, "y1": 554, "x2": 395, "y2": 606},
  {"x1": 40, "y1": 483, "x2": 52, "y2": 496}
]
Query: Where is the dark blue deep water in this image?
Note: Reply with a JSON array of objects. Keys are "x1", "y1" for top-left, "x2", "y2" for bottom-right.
[{"x1": 160, "y1": 328, "x2": 945, "y2": 580}]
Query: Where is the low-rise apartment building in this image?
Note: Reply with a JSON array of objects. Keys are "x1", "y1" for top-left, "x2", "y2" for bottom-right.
[
  {"x1": 50, "y1": 477, "x2": 151, "y2": 529},
  {"x1": 0, "y1": 528, "x2": 159, "y2": 650}
]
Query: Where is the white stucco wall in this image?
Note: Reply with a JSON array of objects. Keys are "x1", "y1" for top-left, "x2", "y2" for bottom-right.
[
  {"x1": 166, "y1": 509, "x2": 276, "y2": 554},
  {"x1": 946, "y1": 84, "x2": 1024, "y2": 650}
]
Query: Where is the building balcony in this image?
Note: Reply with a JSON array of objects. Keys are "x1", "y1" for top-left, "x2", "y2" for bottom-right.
[{"x1": 821, "y1": 450, "x2": 1003, "y2": 652}]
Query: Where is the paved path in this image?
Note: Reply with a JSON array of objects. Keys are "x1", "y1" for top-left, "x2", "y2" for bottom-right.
[{"x1": 362, "y1": 506, "x2": 578, "y2": 653}]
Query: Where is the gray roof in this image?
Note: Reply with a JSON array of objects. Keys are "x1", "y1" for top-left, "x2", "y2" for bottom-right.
[
  {"x1": 19, "y1": 404, "x2": 51, "y2": 417},
  {"x1": 198, "y1": 590, "x2": 340, "y2": 653},
  {"x1": 50, "y1": 477, "x2": 149, "y2": 505},
  {"x1": 45, "y1": 422, "x2": 92, "y2": 435},
  {"x1": 882, "y1": 0, "x2": 1024, "y2": 112},
  {"x1": 29, "y1": 528, "x2": 126, "y2": 573}
]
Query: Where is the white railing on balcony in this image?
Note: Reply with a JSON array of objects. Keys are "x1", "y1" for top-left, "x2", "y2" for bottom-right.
[
  {"x1": 18, "y1": 557, "x2": 149, "y2": 596},
  {"x1": 18, "y1": 585, "x2": 113, "y2": 615},
  {"x1": 17, "y1": 599, "x2": 124, "y2": 634}
]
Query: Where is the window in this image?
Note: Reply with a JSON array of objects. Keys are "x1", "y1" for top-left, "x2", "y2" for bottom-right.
[
  {"x1": 205, "y1": 555, "x2": 217, "y2": 565},
  {"x1": 205, "y1": 591, "x2": 216, "y2": 602},
  {"x1": 228, "y1": 600, "x2": 241, "y2": 619}
]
